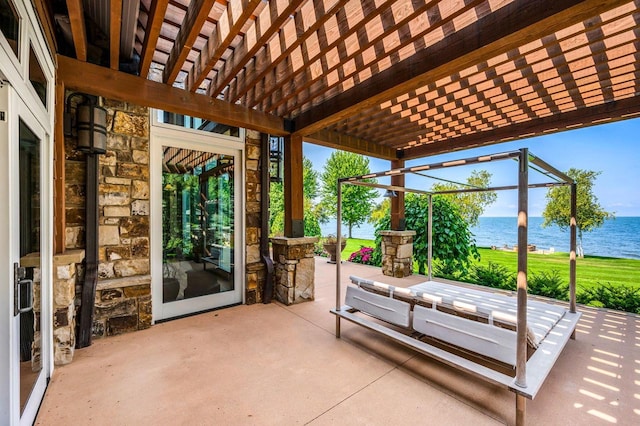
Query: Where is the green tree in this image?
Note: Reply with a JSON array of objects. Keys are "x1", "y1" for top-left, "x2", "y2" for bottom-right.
[
  {"x1": 431, "y1": 170, "x2": 497, "y2": 226},
  {"x1": 269, "y1": 157, "x2": 321, "y2": 236},
  {"x1": 373, "y1": 194, "x2": 478, "y2": 276},
  {"x1": 542, "y1": 168, "x2": 614, "y2": 257},
  {"x1": 318, "y1": 151, "x2": 377, "y2": 238}
]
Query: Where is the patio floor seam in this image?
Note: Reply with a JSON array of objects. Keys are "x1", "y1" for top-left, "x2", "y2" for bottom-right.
[{"x1": 303, "y1": 359, "x2": 405, "y2": 425}]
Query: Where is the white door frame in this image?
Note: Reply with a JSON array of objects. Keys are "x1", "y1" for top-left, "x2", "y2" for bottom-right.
[
  {"x1": 150, "y1": 121, "x2": 246, "y2": 321},
  {"x1": 0, "y1": 0, "x2": 55, "y2": 423}
]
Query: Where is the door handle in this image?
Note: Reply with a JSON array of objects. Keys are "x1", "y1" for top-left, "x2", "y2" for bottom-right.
[{"x1": 14, "y1": 262, "x2": 34, "y2": 316}]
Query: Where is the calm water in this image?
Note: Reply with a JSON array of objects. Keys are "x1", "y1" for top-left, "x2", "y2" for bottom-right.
[{"x1": 321, "y1": 217, "x2": 640, "y2": 259}]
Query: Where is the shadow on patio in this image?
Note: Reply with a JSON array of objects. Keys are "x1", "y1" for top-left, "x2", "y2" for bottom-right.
[{"x1": 36, "y1": 258, "x2": 639, "y2": 425}]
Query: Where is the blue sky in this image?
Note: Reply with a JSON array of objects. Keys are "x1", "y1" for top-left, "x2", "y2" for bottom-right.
[{"x1": 303, "y1": 117, "x2": 640, "y2": 217}]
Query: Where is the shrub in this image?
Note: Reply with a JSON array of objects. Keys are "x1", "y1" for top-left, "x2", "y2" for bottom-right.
[
  {"x1": 468, "y1": 262, "x2": 516, "y2": 290},
  {"x1": 373, "y1": 195, "x2": 478, "y2": 276},
  {"x1": 348, "y1": 246, "x2": 377, "y2": 265},
  {"x1": 528, "y1": 270, "x2": 569, "y2": 300},
  {"x1": 577, "y1": 283, "x2": 640, "y2": 314}
]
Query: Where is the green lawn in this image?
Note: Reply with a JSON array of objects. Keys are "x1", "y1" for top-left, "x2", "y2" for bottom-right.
[
  {"x1": 340, "y1": 239, "x2": 640, "y2": 290},
  {"x1": 473, "y1": 248, "x2": 640, "y2": 290}
]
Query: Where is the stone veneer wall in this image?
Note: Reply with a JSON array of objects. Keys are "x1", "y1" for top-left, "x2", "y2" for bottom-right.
[
  {"x1": 244, "y1": 130, "x2": 267, "y2": 304},
  {"x1": 62, "y1": 97, "x2": 267, "y2": 353},
  {"x1": 63, "y1": 96, "x2": 151, "y2": 342}
]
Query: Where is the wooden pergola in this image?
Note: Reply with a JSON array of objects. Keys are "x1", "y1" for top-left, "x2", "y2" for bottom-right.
[{"x1": 36, "y1": 0, "x2": 640, "y2": 241}]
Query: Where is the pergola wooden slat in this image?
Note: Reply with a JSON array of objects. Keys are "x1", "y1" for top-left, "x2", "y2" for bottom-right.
[
  {"x1": 163, "y1": 0, "x2": 216, "y2": 85},
  {"x1": 44, "y1": 0, "x2": 640, "y2": 247},
  {"x1": 187, "y1": 0, "x2": 263, "y2": 92},
  {"x1": 208, "y1": 0, "x2": 307, "y2": 98},
  {"x1": 46, "y1": 0, "x2": 639, "y2": 159},
  {"x1": 109, "y1": 0, "x2": 123, "y2": 69},
  {"x1": 139, "y1": 0, "x2": 170, "y2": 78},
  {"x1": 66, "y1": 0, "x2": 87, "y2": 62}
]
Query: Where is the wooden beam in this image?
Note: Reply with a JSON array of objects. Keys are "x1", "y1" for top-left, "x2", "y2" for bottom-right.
[
  {"x1": 57, "y1": 55, "x2": 286, "y2": 135},
  {"x1": 139, "y1": 0, "x2": 169, "y2": 78},
  {"x1": 188, "y1": 0, "x2": 262, "y2": 92},
  {"x1": 66, "y1": 0, "x2": 87, "y2": 61},
  {"x1": 304, "y1": 129, "x2": 397, "y2": 160},
  {"x1": 401, "y1": 95, "x2": 640, "y2": 159},
  {"x1": 390, "y1": 159, "x2": 405, "y2": 231},
  {"x1": 54, "y1": 81, "x2": 66, "y2": 254},
  {"x1": 284, "y1": 134, "x2": 304, "y2": 237},
  {"x1": 110, "y1": 0, "x2": 122, "y2": 70},
  {"x1": 208, "y1": 0, "x2": 305, "y2": 97},
  {"x1": 292, "y1": 0, "x2": 629, "y2": 137},
  {"x1": 163, "y1": 0, "x2": 216, "y2": 85}
]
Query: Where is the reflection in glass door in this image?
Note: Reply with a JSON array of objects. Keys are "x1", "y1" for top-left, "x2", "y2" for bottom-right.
[
  {"x1": 161, "y1": 146, "x2": 236, "y2": 309},
  {"x1": 17, "y1": 119, "x2": 42, "y2": 415}
]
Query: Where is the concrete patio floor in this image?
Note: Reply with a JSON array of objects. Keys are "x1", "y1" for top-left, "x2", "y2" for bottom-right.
[{"x1": 36, "y1": 258, "x2": 639, "y2": 425}]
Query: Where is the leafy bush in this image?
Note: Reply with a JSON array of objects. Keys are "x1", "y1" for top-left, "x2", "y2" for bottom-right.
[
  {"x1": 468, "y1": 262, "x2": 516, "y2": 290},
  {"x1": 373, "y1": 195, "x2": 478, "y2": 276},
  {"x1": 348, "y1": 246, "x2": 376, "y2": 265},
  {"x1": 577, "y1": 283, "x2": 640, "y2": 314},
  {"x1": 528, "y1": 270, "x2": 568, "y2": 300}
]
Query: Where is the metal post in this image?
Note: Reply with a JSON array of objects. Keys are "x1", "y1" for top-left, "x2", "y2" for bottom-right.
[
  {"x1": 428, "y1": 194, "x2": 433, "y2": 281},
  {"x1": 516, "y1": 394, "x2": 526, "y2": 426},
  {"x1": 336, "y1": 181, "x2": 342, "y2": 338},
  {"x1": 569, "y1": 183, "x2": 577, "y2": 314},
  {"x1": 515, "y1": 148, "x2": 528, "y2": 389},
  {"x1": 78, "y1": 153, "x2": 99, "y2": 348}
]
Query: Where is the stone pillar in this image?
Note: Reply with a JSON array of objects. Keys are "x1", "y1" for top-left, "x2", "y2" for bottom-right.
[
  {"x1": 53, "y1": 250, "x2": 84, "y2": 365},
  {"x1": 245, "y1": 129, "x2": 266, "y2": 304},
  {"x1": 380, "y1": 230, "x2": 416, "y2": 278},
  {"x1": 271, "y1": 237, "x2": 318, "y2": 305}
]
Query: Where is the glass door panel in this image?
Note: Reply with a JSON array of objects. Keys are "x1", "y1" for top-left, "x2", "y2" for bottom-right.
[
  {"x1": 161, "y1": 146, "x2": 235, "y2": 307},
  {"x1": 17, "y1": 119, "x2": 41, "y2": 415}
]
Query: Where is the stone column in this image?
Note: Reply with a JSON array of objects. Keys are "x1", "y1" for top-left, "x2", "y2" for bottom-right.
[
  {"x1": 380, "y1": 230, "x2": 416, "y2": 278},
  {"x1": 271, "y1": 236, "x2": 318, "y2": 305},
  {"x1": 52, "y1": 250, "x2": 84, "y2": 365}
]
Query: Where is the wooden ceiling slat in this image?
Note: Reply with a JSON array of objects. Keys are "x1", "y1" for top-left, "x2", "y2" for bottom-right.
[
  {"x1": 292, "y1": 0, "x2": 629, "y2": 137},
  {"x1": 110, "y1": 0, "x2": 123, "y2": 70},
  {"x1": 228, "y1": 0, "x2": 351, "y2": 105},
  {"x1": 273, "y1": 0, "x2": 486, "y2": 117},
  {"x1": 364, "y1": 65, "x2": 640, "y2": 147},
  {"x1": 66, "y1": 0, "x2": 87, "y2": 62},
  {"x1": 208, "y1": 0, "x2": 306, "y2": 98},
  {"x1": 188, "y1": 0, "x2": 262, "y2": 92},
  {"x1": 401, "y1": 94, "x2": 640, "y2": 159},
  {"x1": 347, "y1": 56, "x2": 639, "y2": 147},
  {"x1": 163, "y1": 0, "x2": 216, "y2": 85},
  {"x1": 262, "y1": 0, "x2": 440, "y2": 115},
  {"x1": 139, "y1": 0, "x2": 170, "y2": 78},
  {"x1": 345, "y1": 25, "x2": 640, "y2": 145}
]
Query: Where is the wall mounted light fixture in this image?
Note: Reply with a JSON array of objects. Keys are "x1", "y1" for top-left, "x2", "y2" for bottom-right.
[
  {"x1": 269, "y1": 135, "x2": 284, "y2": 183},
  {"x1": 64, "y1": 93, "x2": 107, "y2": 154}
]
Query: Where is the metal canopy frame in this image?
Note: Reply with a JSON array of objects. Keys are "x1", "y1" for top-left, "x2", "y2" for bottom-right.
[{"x1": 334, "y1": 148, "x2": 578, "y2": 425}]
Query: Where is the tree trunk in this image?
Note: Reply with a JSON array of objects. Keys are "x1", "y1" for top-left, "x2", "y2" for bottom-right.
[{"x1": 348, "y1": 224, "x2": 353, "y2": 239}]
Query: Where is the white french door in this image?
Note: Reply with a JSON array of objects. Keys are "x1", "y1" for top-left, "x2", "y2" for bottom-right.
[
  {"x1": 151, "y1": 127, "x2": 245, "y2": 321},
  {"x1": 0, "y1": 83, "x2": 52, "y2": 425}
]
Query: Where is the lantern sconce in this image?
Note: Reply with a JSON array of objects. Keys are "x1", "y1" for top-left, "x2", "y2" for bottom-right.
[
  {"x1": 269, "y1": 136, "x2": 284, "y2": 183},
  {"x1": 63, "y1": 93, "x2": 107, "y2": 155}
]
